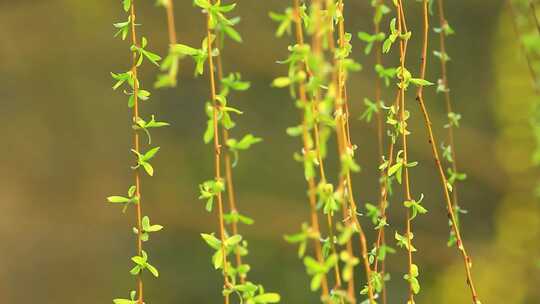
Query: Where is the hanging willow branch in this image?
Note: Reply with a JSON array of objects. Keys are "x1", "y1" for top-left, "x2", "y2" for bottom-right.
[
  {"x1": 324, "y1": 0, "x2": 377, "y2": 302},
  {"x1": 172, "y1": 1, "x2": 280, "y2": 303},
  {"x1": 357, "y1": 1, "x2": 394, "y2": 303},
  {"x1": 109, "y1": 0, "x2": 165, "y2": 303},
  {"x1": 434, "y1": 0, "x2": 468, "y2": 248},
  {"x1": 274, "y1": 0, "x2": 332, "y2": 300},
  {"x1": 414, "y1": 0, "x2": 481, "y2": 302}
]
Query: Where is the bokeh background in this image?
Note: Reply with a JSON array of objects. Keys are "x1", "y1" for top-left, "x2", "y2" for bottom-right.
[{"x1": 1, "y1": 0, "x2": 540, "y2": 303}]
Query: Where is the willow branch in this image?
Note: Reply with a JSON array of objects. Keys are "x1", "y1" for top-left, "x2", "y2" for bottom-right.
[
  {"x1": 292, "y1": 0, "x2": 330, "y2": 297},
  {"x1": 436, "y1": 0, "x2": 463, "y2": 230},
  {"x1": 165, "y1": 0, "x2": 177, "y2": 44},
  {"x1": 371, "y1": 1, "x2": 389, "y2": 302},
  {"x1": 415, "y1": 1, "x2": 480, "y2": 302},
  {"x1": 330, "y1": 0, "x2": 375, "y2": 302},
  {"x1": 215, "y1": 33, "x2": 247, "y2": 284},
  {"x1": 128, "y1": 2, "x2": 145, "y2": 303},
  {"x1": 395, "y1": 1, "x2": 416, "y2": 301},
  {"x1": 205, "y1": 3, "x2": 230, "y2": 302}
]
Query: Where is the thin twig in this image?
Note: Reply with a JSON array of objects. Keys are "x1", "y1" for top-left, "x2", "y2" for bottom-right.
[
  {"x1": 370, "y1": 0, "x2": 389, "y2": 302},
  {"x1": 395, "y1": 1, "x2": 416, "y2": 301},
  {"x1": 415, "y1": 1, "x2": 480, "y2": 302},
  {"x1": 309, "y1": 0, "x2": 344, "y2": 295},
  {"x1": 215, "y1": 33, "x2": 247, "y2": 284},
  {"x1": 205, "y1": 2, "x2": 231, "y2": 302},
  {"x1": 292, "y1": 0, "x2": 330, "y2": 297},
  {"x1": 437, "y1": 0, "x2": 463, "y2": 241},
  {"x1": 165, "y1": 0, "x2": 177, "y2": 44},
  {"x1": 329, "y1": 0, "x2": 376, "y2": 302},
  {"x1": 129, "y1": 2, "x2": 144, "y2": 303}
]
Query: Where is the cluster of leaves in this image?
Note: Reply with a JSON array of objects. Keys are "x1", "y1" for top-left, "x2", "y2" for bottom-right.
[
  {"x1": 107, "y1": 185, "x2": 139, "y2": 213},
  {"x1": 201, "y1": 232, "x2": 273, "y2": 303},
  {"x1": 198, "y1": 179, "x2": 225, "y2": 212},
  {"x1": 109, "y1": 1, "x2": 165, "y2": 303}
]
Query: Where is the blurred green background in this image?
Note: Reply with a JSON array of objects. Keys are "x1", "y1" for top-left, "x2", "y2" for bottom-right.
[{"x1": 1, "y1": 0, "x2": 539, "y2": 303}]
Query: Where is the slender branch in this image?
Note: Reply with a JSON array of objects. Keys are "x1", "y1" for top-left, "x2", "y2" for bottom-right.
[
  {"x1": 415, "y1": 1, "x2": 480, "y2": 302},
  {"x1": 309, "y1": 0, "x2": 344, "y2": 295},
  {"x1": 292, "y1": 0, "x2": 330, "y2": 297},
  {"x1": 325, "y1": 0, "x2": 357, "y2": 301},
  {"x1": 215, "y1": 33, "x2": 247, "y2": 284},
  {"x1": 395, "y1": 1, "x2": 416, "y2": 301},
  {"x1": 373, "y1": 91, "x2": 401, "y2": 275},
  {"x1": 372, "y1": 3, "x2": 414, "y2": 279},
  {"x1": 370, "y1": 1, "x2": 389, "y2": 302},
  {"x1": 329, "y1": 0, "x2": 375, "y2": 302},
  {"x1": 128, "y1": 2, "x2": 145, "y2": 303},
  {"x1": 204, "y1": 3, "x2": 230, "y2": 302},
  {"x1": 165, "y1": 0, "x2": 177, "y2": 44},
  {"x1": 437, "y1": 0, "x2": 463, "y2": 244}
]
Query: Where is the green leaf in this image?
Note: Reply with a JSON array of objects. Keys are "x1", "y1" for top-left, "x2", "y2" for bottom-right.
[
  {"x1": 225, "y1": 234, "x2": 243, "y2": 247},
  {"x1": 237, "y1": 213, "x2": 254, "y2": 225},
  {"x1": 113, "y1": 17, "x2": 131, "y2": 41},
  {"x1": 252, "y1": 293, "x2": 281, "y2": 303},
  {"x1": 304, "y1": 256, "x2": 325, "y2": 274},
  {"x1": 193, "y1": 0, "x2": 211, "y2": 9},
  {"x1": 403, "y1": 194, "x2": 427, "y2": 220},
  {"x1": 123, "y1": 0, "x2": 132, "y2": 12},
  {"x1": 113, "y1": 299, "x2": 135, "y2": 304},
  {"x1": 445, "y1": 112, "x2": 462, "y2": 128},
  {"x1": 142, "y1": 50, "x2": 162, "y2": 67},
  {"x1": 141, "y1": 162, "x2": 154, "y2": 176},
  {"x1": 388, "y1": 163, "x2": 402, "y2": 177},
  {"x1": 171, "y1": 44, "x2": 199, "y2": 56},
  {"x1": 198, "y1": 179, "x2": 224, "y2": 212},
  {"x1": 107, "y1": 196, "x2": 131, "y2": 204},
  {"x1": 310, "y1": 274, "x2": 323, "y2": 291},
  {"x1": 141, "y1": 216, "x2": 163, "y2": 233},
  {"x1": 223, "y1": 25, "x2": 243, "y2": 43},
  {"x1": 213, "y1": 248, "x2": 224, "y2": 269},
  {"x1": 404, "y1": 264, "x2": 420, "y2": 294},
  {"x1": 272, "y1": 77, "x2": 291, "y2": 88},
  {"x1": 201, "y1": 233, "x2": 221, "y2": 250},
  {"x1": 146, "y1": 263, "x2": 159, "y2": 277},
  {"x1": 203, "y1": 118, "x2": 214, "y2": 144},
  {"x1": 128, "y1": 186, "x2": 137, "y2": 197},
  {"x1": 111, "y1": 71, "x2": 133, "y2": 90},
  {"x1": 131, "y1": 256, "x2": 146, "y2": 266},
  {"x1": 227, "y1": 134, "x2": 262, "y2": 151},
  {"x1": 137, "y1": 90, "x2": 151, "y2": 101},
  {"x1": 410, "y1": 78, "x2": 434, "y2": 87},
  {"x1": 142, "y1": 147, "x2": 160, "y2": 161},
  {"x1": 359, "y1": 98, "x2": 380, "y2": 122},
  {"x1": 395, "y1": 231, "x2": 417, "y2": 252}
]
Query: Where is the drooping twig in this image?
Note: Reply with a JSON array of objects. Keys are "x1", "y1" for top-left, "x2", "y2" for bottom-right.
[
  {"x1": 415, "y1": 1, "x2": 481, "y2": 302},
  {"x1": 291, "y1": 0, "x2": 331, "y2": 297},
  {"x1": 329, "y1": 0, "x2": 376, "y2": 302},
  {"x1": 204, "y1": 3, "x2": 231, "y2": 302},
  {"x1": 129, "y1": 2, "x2": 144, "y2": 302}
]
